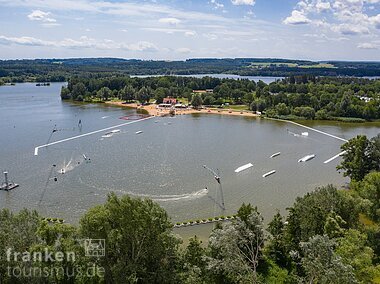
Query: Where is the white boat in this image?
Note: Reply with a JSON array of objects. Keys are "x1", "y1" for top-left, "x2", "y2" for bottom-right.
[
  {"x1": 263, "y1": 170, "x2": 276, "y2": 178},
  {"x1": 110, "y1": 129, "x2": 121, "y2": 133},
  {"x1": 234, "y1": 163, "x2": 253, "y2": 173},
  {"x1": 298, "y1": 154, "x2": 316, "y2": 162},
  {"x1": 270, "y1": 152, "x2": 281, "y2": 158},
  {"x1": 301, "y1": 132, "x2": 309, "y2": 136},
  {"x1": 135, "y1": 131, "x2": 143, "y2": 134}
]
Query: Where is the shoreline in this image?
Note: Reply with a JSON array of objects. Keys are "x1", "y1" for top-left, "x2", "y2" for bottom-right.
[{"x1": 105, "y1": 101, "x2": 259, "y2": 118}]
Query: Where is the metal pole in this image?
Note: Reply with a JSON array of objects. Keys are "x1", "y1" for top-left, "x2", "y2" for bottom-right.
[
  {"x1": 203, "y1": 165, "x2": 225, "y2": 210},
  {"x1": 4, "y1": 171, "x2": 9, "y2": 189}
]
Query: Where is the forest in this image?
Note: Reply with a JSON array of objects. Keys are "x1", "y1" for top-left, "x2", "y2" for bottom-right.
[
  {"x1": 0, "y1": 134, "x2": 379, "y2": 283},
  {"x1": 1, "y1": 58, "x2": 380, "y2": 83},
  {"x1": 60, "y1": 75, "x2": 380, "y2": 121}
]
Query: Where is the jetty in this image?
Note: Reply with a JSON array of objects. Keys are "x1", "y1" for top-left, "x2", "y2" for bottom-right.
[{"x1": 0, "y1": 171, "x2": 19, "y2": 191}]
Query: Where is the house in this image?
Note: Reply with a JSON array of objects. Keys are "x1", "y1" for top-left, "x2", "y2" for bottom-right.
[{"x1": 163, "y1": 97, "x2": 177, "y2": 104}]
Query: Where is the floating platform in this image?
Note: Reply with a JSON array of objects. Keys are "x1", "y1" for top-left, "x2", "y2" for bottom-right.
[
  {"x1": 234, "y1": 163, "x2": 253, "y2": 173},
  {"x1": 0, "y1": 183, "x2": 19, "y2": 191},
  {"x1": 270, "y1": 152, "x2": 281, "y2": 158},
  {"x1": 263, "y1": 170, "x2": 276, "y2": 178},
  {"x1": 298, "y1": 154, "x2": 316, "y2": 162}
]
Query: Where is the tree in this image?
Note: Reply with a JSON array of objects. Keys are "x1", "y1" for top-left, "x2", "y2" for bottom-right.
[
  {"x1": 299, "y1": 235, "x2": 357, "y2": 284},
  {"x1": 266, "y1": 211, "x2": 289, "y2": 268},
  {"x1": 135, "y1": 86, "x2": 152, "y2": 103},
  {"x1": 351, "y1": 172, "x2": 380, "y2": 221},
  {"x1": 0, "y1": 209, "x2": 41, "y2": 283},
  {"x1": 71, "y1": 82, "x2": 86, "y2": 101},
  {"x1": 207, "y1": 205, "x2": 266, "y2": 283},
  {"x1": 275, "y1": 103, "x2": 290, "y2": 116},
  {"x1": 336, "y1": 229, "x2": 380, "y2": 283},
  {"x1": 191, "y1": 94, "x2": 203, "y2": 109},
  {"x1": 284, "y1": 185, "x2": 360, "y2": 252},
  {"x1": 97, "y1": 87, "x2": 111, "y2": 101},
  {"x1": 337, "y1": 135, "x2": 373, "y2": 181},
  {"x1": 120, "y1": 85, "x2": 135, "y2": 102},
  {"x1": 79, "y1": 193, "x2": 181, "y2": 283},
  {"x1": 181, "y1": 236, "x2": 207, "y2": 283}
]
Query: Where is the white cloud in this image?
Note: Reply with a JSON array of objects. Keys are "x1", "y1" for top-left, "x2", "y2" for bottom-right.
[
  {"x1": 0, "y1": 35, "x2": 158, "y2": 52},
  {"x1": 357, "y1": 42, "x2": 378, "y2": 49},
  {"x1": 158, "y1": 17, "x2": 181, "y2": 25},
  {"x1": 231, "y1": 0, "x2": 255, "y2": 5},
  {"x1": 283, "y1": 10, "x2": 311, "y2": 25},
  {"x1": 210, "y1": 0, "x2": 224, "y2": 9},
  {"x1": 331, "y1": 23, "x2": 370, "y2": 34},
  {"x1": 126, "y1": 41, "x2": 158, "y2": 52},
  {"x1": 27, "y1": 10, "x2": 56, "y2": 23},
  {"x1": 176, "y1": 47, "x2": 192, "y2": 53},
  {"x1": 185, "y1": 31, "x2": 197, "y2": 37},
  {"x1": 370, "y1": 14, "x2": 380, "y2": 29},
  {"x1": 202, "y1": 33, "x2": 218, "y2": 40},
  {"x1": 315, "y1": 1, "x2": 331, "y2": 12}
]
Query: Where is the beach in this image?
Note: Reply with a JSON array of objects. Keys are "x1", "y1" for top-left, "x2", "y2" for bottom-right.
[{"x1": 106, "y1": 101, "x2": 259, "y2": 118}]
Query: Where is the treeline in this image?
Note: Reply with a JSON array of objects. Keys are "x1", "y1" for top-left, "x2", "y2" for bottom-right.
[
  {"x1": 1, "y1": 58, "x2": 380, "y2": 83},
  {"x1": 61, "y1": 75, "x2": 380, "y2": 121},
  {"x1": 0, "y1": 135, "x2": 380, "y2": 283}
]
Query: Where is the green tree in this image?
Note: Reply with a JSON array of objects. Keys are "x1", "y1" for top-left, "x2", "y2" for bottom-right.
[
  {"x1": 135, "y1": 86, "x2": 152, "y2": 104},
  {"x1": 299, "y1": 235, "x2": 357, "y2": 284},
  {"x1": 336, "y1": 229, "x2": 380, "y2": 283},
  {"x1": 97, "y1": 87, "x2": 111, "y2": 101},
  {"x1": 275, "y1": 103, "x2": 290, "y2": 116},
  {"x1": 337, "y1": 135, "x2": 373, "y2": 181},
  {"x1": 120, "y1": 85, "x2": 135, "y2": 102},
  {"x1": 351, "y1": 172, "x2": 380, "y2": 221},
  {"x1": 191, "y1": 94, "x2": 203, "y2": 109},
  {"x1": 207, "y1": 205, "x2": 266, "y2": 283},
  {"x1": 80, "y1": 193, "x2": 181, "y2": 283}
]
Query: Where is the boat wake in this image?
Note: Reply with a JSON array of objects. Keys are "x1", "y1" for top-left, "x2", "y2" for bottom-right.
[
  {"x1": 145, "y1": 188, "x2": 209, "y2": 201},
  {"x1": 78, "y1": 178, "x2": 209, "y2": 202},
  {"x1": 58, "y1": 157, "x2": 81, "y2": 174}
]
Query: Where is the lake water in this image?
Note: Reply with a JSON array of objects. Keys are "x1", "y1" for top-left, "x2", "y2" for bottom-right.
[
  {"x1": 131, "y1": 74, "x2": 284, "y2": 84},
  {"x1": 0, "y1": 83, "x2": 379, "y2": 240}
]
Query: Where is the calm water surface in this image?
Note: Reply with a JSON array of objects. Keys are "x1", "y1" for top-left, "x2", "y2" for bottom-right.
[{"x1": 0, "y1": 83, "x2": 379, "y2": 240}]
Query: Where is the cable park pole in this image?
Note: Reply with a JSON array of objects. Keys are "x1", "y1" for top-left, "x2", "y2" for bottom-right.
[{"x1": 202, "y1": 164, "x2": 225, "y2": 210}]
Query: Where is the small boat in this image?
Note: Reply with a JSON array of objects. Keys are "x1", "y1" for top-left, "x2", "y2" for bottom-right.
[
  {"x1": 301, "y1": 132, "x2": 309, "y2": 137},
  {"x1": 298, "y1": 154, "x2": 316, "y2": 162},
  {"x1": 101, "y1": 134, "x2": 113, "y2": 138},
  {"x1": 263, "y1": 170, "x2": 276, "y2": 178},
  {"x1": 110, "y1": 129, "x2": 121, "y2": 134},
  {"x1": 234, "y1": 163, "x2": 253, "y2": 173},
  {"x1": 135, "y1": 131, "x2": 143, "y2": 134},
  {"x1": 270, "y1": 152, "x2": 281, "y2": 158}
]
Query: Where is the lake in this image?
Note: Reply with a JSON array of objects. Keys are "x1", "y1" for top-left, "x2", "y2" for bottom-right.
[
  {"x1": 131, "y1": 74, "x2": 284, "y2": 84},
  {"x1": 0, "y1": 83, "x2": 379, "y2": 241}
]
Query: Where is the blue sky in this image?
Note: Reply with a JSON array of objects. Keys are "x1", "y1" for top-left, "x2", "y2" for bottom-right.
[{"x1": 0, "y1": 0, "x2": 379, "y2": 60}]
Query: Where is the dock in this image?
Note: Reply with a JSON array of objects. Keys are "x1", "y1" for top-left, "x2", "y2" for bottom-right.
[{"x1": 0, "y1": 171, "x2": 19, "y2": 191}]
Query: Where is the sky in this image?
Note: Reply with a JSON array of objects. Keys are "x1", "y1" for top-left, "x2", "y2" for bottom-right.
[{"x1": 0, "y1": 0, "x2": 379, "y2": 61}]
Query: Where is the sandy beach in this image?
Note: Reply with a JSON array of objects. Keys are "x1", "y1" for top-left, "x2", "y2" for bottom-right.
[{"x1": 106, "y1": 101, "x2": 259, "y2": 118}]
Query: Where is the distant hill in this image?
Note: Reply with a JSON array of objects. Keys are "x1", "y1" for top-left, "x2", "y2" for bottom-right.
[{"x1": 1, "y1": 57, "x2": 380, "y2": 82}]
